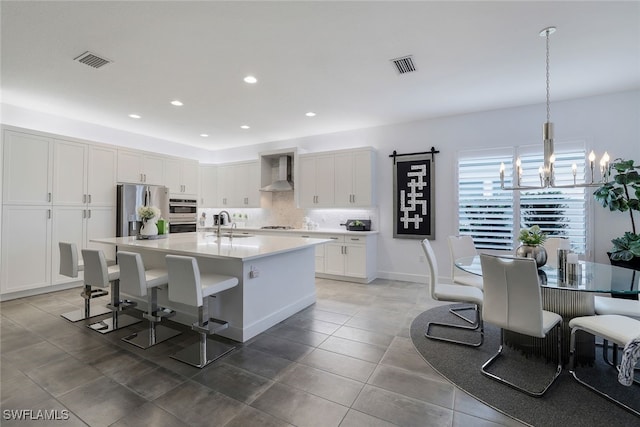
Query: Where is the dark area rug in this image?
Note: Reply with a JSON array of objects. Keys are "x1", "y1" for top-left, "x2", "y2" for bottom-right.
[{"x1": 410, "y1": 304, "x2": 640, "y2": 427}]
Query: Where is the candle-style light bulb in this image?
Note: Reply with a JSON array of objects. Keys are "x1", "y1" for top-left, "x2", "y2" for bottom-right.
[
  {"x1": 549, "y1": 154, "x2": 556, "y2": 164},
  {"x1": 572, "y1": 163, "x2": 577, "y2": 176},
  {"x1": 499, "y1": 162, "x2": 505, "y2": 187},
  {"x1": 538, "y1": 166, "x2": 544, "y2": 186},
  {"x1": 588, "y1": 150, "x2": 596, "y2": 183}
]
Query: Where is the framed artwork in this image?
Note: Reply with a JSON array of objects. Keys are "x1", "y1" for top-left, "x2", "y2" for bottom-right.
[{"x1": 392, "y1": 152, "x2": 436, "y2": 239}]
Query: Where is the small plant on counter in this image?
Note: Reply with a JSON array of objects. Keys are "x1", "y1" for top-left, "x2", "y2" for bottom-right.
[
  {"x1": 349, "y1": 220, "x2": 365, "y2": 227},
  {"x1": 518, "y1": 225, "x2": 547, "y2": 246},
  {"x1": 137, "y1": 205, "x2": 161, "y2": 221}
]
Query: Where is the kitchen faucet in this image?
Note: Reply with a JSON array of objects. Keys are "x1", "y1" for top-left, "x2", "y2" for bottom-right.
[{"x1": 217, "y1": 210, "x2": 231, "y2": 237}]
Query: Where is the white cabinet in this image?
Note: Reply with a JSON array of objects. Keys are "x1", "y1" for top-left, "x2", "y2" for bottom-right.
[
  {"x1": 87, "y1": 145, "x2": 117, "y2": 206},
  {"x1": 50, "y1": 206, "x2": 115, "y2": 285},
  {"x1": 166, "y1": 158, "x2": 199, "y2": 196},
  {"x1": 117, "y1": 149, "x2": 164, "y2": 184},
  {"x1": 334, "y1": 149, "x2": 375, "y2": 207},
  {"x1": 199, "y1": 164, "x2": 218, "y2": 207},
  {"x1": 298, "y1": 148, "x2": 375, "y2": 208},
  {"x1": 1, "y1": 205, "x2": 52, "y2": 293},
  {"x1": 217, "y1": 161, "x2": 260, "y2": 207},
  {"x1": 320, "y1": 234, "x2": 377, "y2": 282},
  {"x1": 2, "y1": 130, "x2": 53, "y2": 205},
  {"x1": 1, "y1": 128, "x2": 117, "y2": 296},
  {"x1": 53, "y1": 139, "x2": 86, "y2": 205},
  {"x1": 299, "y1": 154, "x2": 335, "y2": 207}
]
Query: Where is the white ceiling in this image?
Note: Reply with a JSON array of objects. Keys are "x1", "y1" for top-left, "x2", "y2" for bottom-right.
[{"x1": 2, "y1": 1, "x2": 639, "y2": 151}]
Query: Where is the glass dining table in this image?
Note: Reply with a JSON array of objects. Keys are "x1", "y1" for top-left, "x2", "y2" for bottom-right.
[{"x1": 455, "y1": 256, "x2": 639, "y2": 363}]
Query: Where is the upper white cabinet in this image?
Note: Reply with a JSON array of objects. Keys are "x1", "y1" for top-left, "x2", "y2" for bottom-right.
[
  {"x1": 199, "y1": 164, "x2": 218, "y2": 207},
  {"x1": 53, "y1": 139, "x2": 117, "y2": 207},
  {"x1": 299, "y1": 154, "x2": 335, "y2": 208},
  {"x1": 2, "y1": 130, "x2": 53, "y2": 205},
  {"x1": 334, "y1": 148, "x2": 375, "y2": 207},
  {"x1": 117, "y1": 149, "x2": 164, "y2": 185},
  {"x1": 298, "y1": 148, "x2": 375, "y2": 208},
  {"x1": 87, "y1": 145, "x2": 118, "y2": 206},
  {"x1": 217, "y1": 161, "x2": 260, "y2": 207},
  {"x1": 165, "y1": 158, "x2": 199, "y2": 197}
]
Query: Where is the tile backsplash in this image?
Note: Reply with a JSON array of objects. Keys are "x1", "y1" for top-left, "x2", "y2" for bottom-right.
[{"x1": 198, "y1": 191, "x2": 378, "y2": 230}]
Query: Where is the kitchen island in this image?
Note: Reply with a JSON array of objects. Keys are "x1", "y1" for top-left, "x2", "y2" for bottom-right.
[{"x1": 91, "y1": 232, "x2": 330, "y2": 342}]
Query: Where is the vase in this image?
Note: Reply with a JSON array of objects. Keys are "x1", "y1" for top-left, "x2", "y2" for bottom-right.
[
  {"x1": 140, "y1": 218, "x2": 158, "y2": 236},
  {"x1": 515, "y1": 244, "x2": 547, "y2": 267}
]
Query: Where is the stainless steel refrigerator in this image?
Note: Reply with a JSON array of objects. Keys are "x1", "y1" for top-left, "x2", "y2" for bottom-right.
[{"x1": 116, "y1": 184, "x2": 169, "y2": 237}]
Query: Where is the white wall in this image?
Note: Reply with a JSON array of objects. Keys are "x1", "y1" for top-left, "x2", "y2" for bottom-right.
[
  {"x1": 2, "y1": 90, "x2": 638, "y2": 283},
  {"x1": 204, "y1": 90, "x2": 640, "y2": 282}
]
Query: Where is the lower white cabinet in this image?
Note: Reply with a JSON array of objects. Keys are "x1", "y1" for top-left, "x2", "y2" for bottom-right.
[
  {"x1": 1, "y1": 204, "x2": 116, "y2": 295},
  {"x1": 1, "y1": 205, "x2": 52, "y2": 293},
  {"x1": 292, "y1": 232, "x2": 377, "y2": 283}
]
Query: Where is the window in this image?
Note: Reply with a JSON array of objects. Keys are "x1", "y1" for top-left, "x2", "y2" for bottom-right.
[{"x1": 458, "y1": 143, "x2": 588, "y2": 254}]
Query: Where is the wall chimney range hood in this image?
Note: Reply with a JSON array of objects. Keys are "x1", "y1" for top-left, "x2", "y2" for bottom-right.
[{"x1": 260, "y1": 155, "x2": 293, "y2": 192}]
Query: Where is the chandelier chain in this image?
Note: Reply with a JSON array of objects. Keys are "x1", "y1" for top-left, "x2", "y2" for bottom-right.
[{"x1": 546, "y1": 29, "x2": 551, "y2": 123}]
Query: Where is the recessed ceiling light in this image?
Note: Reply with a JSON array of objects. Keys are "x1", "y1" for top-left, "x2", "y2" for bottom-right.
[
  {"x1": 240, "y1": 125, "x2": 250, "y2": 129},
  {"x1": 243, "y1": 76, "x2": 257, "y2": 84},
  {"x1": 171, "y1": 100, "x2": 184, "y2": 106},
  {"x1": 129, "y1": 114, "x2": 141, "y2": 119},
  {"x1": 200, "y1": 134, "x2": 209, "y2": 137},
  {"x1": 305, "y1": 112, "x2": 317, "y2": 117}
]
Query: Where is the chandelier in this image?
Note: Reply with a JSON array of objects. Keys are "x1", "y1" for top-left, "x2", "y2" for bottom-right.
[{"x1": 500, "y1": 26, "x2": 609, "y2": 191}]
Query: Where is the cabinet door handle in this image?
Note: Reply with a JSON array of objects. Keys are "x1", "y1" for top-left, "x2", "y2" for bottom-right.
[
  {"x1": 301, "y1": 235, "x2": 310, "y2": 238},
  {"x1": 329, "y1": 237, "x2": 339, "y2": 240},
  {"x1": 83, "y1": 210, "x2": 86, "y2": 219},
  {"x1": 87, "y1": 210, "x2": 91, "y2": 219},
  {"x1": 83, "y1": 194, "x2": 87, "y2": 203},
  {"x1": 47, "y1": 209, "x2": 51, "y2": 219},
  {"x1": 47, "y1": 192, "x2": 52, "y2": 202},
  {"x1": 88, "y1": 194, "x2": 92, "y2": 203},
  {"x1": 350, "y1": 238, "x2": 361, "y2": 241}
]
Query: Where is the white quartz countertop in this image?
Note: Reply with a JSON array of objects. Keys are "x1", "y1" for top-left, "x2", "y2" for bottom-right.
[
  {"x1": 91, "y1": 232, "x2": 330, "y2": 261},
  {"x1": 197, "y1": 226, "x2": 379, "y2": 236}
]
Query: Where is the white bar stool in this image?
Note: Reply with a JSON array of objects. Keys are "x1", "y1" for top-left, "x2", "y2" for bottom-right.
[
  {"x1": 117, "y1": 251, "x2": 181, "y2": 349},
  {"x1": 166, "y1": 255, "x2": 238, "y2": 368},
  {"x1": 59, "y1": 242, "x2": 111, "y2": 322},
  {"x1": 83, "y1": 249, "x2": 141, "y2": 334}
]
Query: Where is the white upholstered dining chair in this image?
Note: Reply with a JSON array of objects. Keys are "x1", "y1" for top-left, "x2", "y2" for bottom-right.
[
  {"x1": 447, "y1": 235, "x2": 483, "y2": 289},
  {"x1": 480, "y1": 254, "x2": 563, "y2": 396},
  {"x1": 422, "y1": 239, "x2": 484, "y2": 347}
]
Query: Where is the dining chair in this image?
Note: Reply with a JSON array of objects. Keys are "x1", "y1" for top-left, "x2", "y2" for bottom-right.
[
  {"x1": 543, "y1": 236, "x2": 569, "y2": 268},
  {"x1": 568, "y1": 314, "x2": 640, "y2": 416},
  {"x1": 479, "y1": 254, "x2": 563, "y2": 396},
  {"x1": 422, "y1": 239, "x2": 484, "y2": 347},
  {"x1": 447, "y1": 235, "x2": 483, "y2": 289},
  {"x1": 594, "y1": 295, "x2": 640, "y2": 366}
]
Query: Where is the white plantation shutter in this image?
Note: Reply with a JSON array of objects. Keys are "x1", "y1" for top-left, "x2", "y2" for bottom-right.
[
  {"x1": 458, "y1": 143, "x2": 588, "y2": 254},
  {"x1": 458, "y1": 150, "x2": 515, "y2": 250}
]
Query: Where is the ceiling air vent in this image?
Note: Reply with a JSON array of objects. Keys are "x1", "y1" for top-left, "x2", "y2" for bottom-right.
[
  {"x1": 73, "y1": 51, "x2": 112, "y2": 69},
  {"x1": 391, "y1": 55, "x2": 416, "y2": 74}
]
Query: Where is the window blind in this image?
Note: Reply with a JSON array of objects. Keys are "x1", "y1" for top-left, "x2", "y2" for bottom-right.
[{"x1": 458, "y1": 144, "x2": 588, "y2": 254}]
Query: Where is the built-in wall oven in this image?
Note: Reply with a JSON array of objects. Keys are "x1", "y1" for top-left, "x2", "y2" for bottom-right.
[{"x1": 169, "y1": 198, "x2": 197, "y2": 233}]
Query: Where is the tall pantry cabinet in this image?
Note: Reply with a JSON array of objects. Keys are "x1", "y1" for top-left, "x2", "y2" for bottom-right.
[{"x1": 1, "y1": 129, "x2": 116, "y2": 295}]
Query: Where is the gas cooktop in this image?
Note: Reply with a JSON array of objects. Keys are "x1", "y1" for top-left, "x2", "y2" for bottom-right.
[{"x1": 260, "y1": 225, "x2": 294, "y2": 230}]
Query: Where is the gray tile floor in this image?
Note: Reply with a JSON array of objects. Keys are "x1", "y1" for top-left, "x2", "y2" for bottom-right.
[{"x1": 0, "y1": 278, "x2": 527, "y2": 427}]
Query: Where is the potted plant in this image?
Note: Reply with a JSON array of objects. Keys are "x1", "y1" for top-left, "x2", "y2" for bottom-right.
[
  {"x1": 137, "y1": 205, "x2": 161, "y2": 236},
  {"x1": 515, "y1": 225, "x2": 548, "y2": 267},
  {"x1": 593, "y1": 159, "x2": 640, "y2": 268}
]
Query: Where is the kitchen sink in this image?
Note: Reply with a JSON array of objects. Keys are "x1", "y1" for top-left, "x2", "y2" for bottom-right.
[{"x1": 219, "y1": 233, "x2": 254, "y2": 238}]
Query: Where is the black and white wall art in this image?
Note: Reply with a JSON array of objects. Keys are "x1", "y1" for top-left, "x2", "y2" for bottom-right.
[{"x1": 392, "y1": 152, "x2": 436, "y2": 239}]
